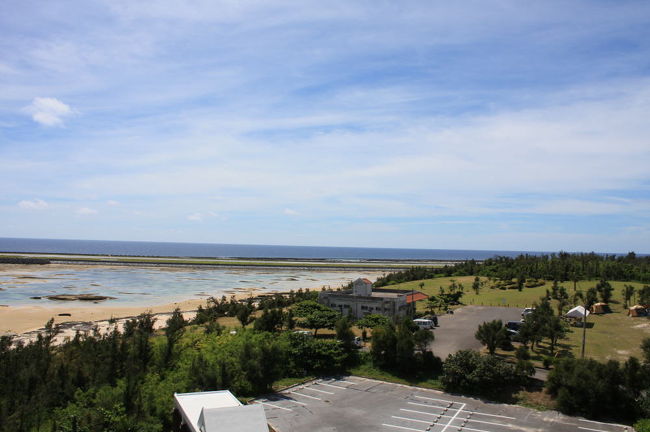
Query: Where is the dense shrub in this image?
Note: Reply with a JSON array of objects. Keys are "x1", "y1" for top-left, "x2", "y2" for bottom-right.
[
  {"x1": 546, "y1": 357, "x2": 648, "y2": 421},
  {"x1": 441, "y1": 350, "x2": 530, "y2": 397}
]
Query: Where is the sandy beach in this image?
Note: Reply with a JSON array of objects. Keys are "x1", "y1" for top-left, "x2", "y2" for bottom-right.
[{"x1": 0, "y1": 297, "x2": 211, "y2": 335}]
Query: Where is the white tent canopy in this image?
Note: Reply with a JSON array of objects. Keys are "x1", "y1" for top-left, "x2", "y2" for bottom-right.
[{"x1": 565, "y1": 305, "x2": 590, "y2": 319}]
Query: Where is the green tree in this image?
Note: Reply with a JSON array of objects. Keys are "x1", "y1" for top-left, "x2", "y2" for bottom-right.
[
  {"x1": 555, "y1": 286, "x2": 570, "y2": 316},
  {"x1": 164, "y1": 308, "x2": 186, "y2": 366},
  {"x1": 335, "y1": 316, "x2": 355, "y2": 354},
  {"x1": 441, "y1": 350, "x2": 528, "y2": 397},
  {"x1": 413, "y1": 329, "x2": 434, "y2": 354},
  {"x1": 370, "y1": 325, "x2": 397, "y2": 368},
  {"x1": 544, "y1": 316, "x2": 567, "y2": 354},
  {"x1": 236, "y1": 305, "x2": 255, "y2": 328},
  {"x1": 472, "y1": 276, "x2": 481, "y2": 295},
  {"x1": 356, "y1": 314, "x2": 391, "y2": 329},
  {"x1": 596, "y1": 280, "x2": 614, "y2": 303},
  {"x1": 475, "y1": 320, "x2": 507, "y2": 355},
  {"x1": 253, "y1": 308, "x2": 284, "y2": 332},
  {"x1": 292, "y1": 301, "x2": 339, "y2": 336},
  {"x1": 623, "y1": 284, "x2": 636, "y2": 309}
]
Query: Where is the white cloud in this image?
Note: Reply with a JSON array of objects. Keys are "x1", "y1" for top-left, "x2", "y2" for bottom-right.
[
  {"x1": 283, "y1": 208, "x2": 299, "y2": 216},
  {"x1": 187, "y1": 212, "x2": 203, "y2": 221},
  {"x1": 77, "y1": 207, "x2": 98, "y2": 215},
  {"x1": 18, "y1": 199, "x2": 49, "y2": 210},
  {"x1": 106, "y1": 200, "x2": 120, "y2": 206},
  {"x1": 23, "y1": 97, "x2": 74, "y2": 126}
]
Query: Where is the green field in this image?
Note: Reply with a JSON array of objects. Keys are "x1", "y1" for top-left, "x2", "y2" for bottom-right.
[{"x1": 390, "y1": 276, "x2": 650, "y2": 362}]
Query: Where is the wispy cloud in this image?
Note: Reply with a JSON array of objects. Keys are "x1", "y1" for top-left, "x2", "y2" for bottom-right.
[
  {"x1": 18, "y1": 199, "x2": 49, "y2": 210},
  {"x1": 187, "y1": 213, "x2": 203, "y2": 221},
  {"x1": 77, "y1": 207, "x2": 98, "y2": 216},
  {"x1": 23, "y1": 97, "x2": 74, "y2": 127}
]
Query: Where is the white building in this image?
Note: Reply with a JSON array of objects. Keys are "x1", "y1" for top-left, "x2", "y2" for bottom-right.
[
  {"x1": 173, "y1": 390, "x2": 268, "y2": 432},
  {"x1": 318, "y1": 278, "x2": 410, "y2": 319}
]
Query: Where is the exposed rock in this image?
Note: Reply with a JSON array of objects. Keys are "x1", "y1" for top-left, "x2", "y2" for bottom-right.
[
  {"x1": 46, "y1": 294, "x2": 116, "y2": 302},
  {"x1": 30, "y1": 296, "x2": 42, "y2": 299}
]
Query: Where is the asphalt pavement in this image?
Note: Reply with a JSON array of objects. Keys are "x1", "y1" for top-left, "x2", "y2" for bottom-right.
[{"x1": 430, "y1": 305, "x2": 524, "y2": 360}]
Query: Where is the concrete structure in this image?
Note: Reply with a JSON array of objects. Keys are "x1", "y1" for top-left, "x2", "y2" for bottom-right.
[
  {"x1": 318, "y1": 277, "x2": 410, "y2": 319},
  {"x1": 173, "y1": 390, "x2": 268, "y2": 432}
]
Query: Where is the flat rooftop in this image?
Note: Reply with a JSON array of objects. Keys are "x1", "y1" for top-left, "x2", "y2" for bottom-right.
[{"x1": 174, "y1": 390, "x2": 241, "y2": 432}]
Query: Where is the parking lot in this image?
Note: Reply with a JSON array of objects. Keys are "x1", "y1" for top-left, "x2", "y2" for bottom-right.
[
  {"x1": 254, "y1": 376, "x2": 631, "y2": 432},
  {"x1": 432, "y1": 306, "x2": 524, "y2": 359}
]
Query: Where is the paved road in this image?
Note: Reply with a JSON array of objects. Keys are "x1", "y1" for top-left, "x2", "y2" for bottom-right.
[
  {"x1": 255, "y1": 376, "x2": 631, "y2": 432},
  {"x1": 431, "y1": 306, "x2": 523, "y2": 359}
]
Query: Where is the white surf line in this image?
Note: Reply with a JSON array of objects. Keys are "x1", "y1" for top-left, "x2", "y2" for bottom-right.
[
  {"x1": 317, "y1": 382, "x2": 348, "y2": 390},
  {"x1": 303, "y1": 387, "x2": 334, "y2": 395},
  {"x1": 290, "y1": 391, "x2": 321, "y2": 400},
  {"x1": 382, "y1": 424, "x2": 423, "y2": 432},
  {"x1": 255, "y1": 401, "x2": 292, "y2": 411},
  {"x1": 391, "y1": 416, "x2": 431, "y2": 424},
  {"x1": 440, "y1": 402, "x2": 466, "y2": 432}
]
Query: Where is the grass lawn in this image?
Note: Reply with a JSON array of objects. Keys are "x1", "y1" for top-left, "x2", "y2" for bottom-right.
[
  {"x1": 390, "y1": 276, "x2": 650, "y2": 362},
  {"x1": 349, "y1": 360, "x2": 442, "y2": 390}
]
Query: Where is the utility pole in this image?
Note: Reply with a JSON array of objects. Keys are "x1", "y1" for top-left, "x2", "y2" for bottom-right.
[{"x1": 581, "y1": 304, "x2": 589, "y2": 358}]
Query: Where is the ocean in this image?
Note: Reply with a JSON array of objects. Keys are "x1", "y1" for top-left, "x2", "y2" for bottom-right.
[{"x1": 0, "y1": 237, "x2": 545, "y2": 261}]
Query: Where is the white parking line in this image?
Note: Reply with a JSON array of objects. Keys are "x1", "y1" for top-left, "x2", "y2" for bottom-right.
[
  {"x1": 407, "y1": 401, "x2": 449, "y2": 409},
  {"x1": 579, "y1": 427, "x2": 610, "y2": 432},
  {"x1": 413, "y1": 395, "x2": 455, "y2": 404},
  {"x1": 275, "y1": 397, "x2": 307, "y2": 406},
  {"x1": 391, "y1": 416, "x2": 431, "y2": 424},
  {"x1": 460, "y1": 410, "x2": 516, "y2": 420},
  {"x1": 580, "y1": 418, "x2": 628, "y2": 428},
  {"x1": 440, "y1": 402, "x2": 466, "y2": 432},
  {"x1": 304, "y1": 387, "x2": 334, "y2": 395},
  {"x1": 256, "y1": 401, "x2": 292, "y2": 411},
  {"x1": 462, "y1": 417, "x2": 515, "y2": 428},
  {"x1": 400, "y1": 408, "x2": 441, "y2": 417},
  {"x1": 454, "y1": 426, "x2": 494, "y2": 432},
  {"x1": 382, "y1": 423, "x2": 423, "y2": 431},
  {"x1": 290, "y1": 391, "x2": 321, "y2": 400},
  {"x1": 317, "y1": 382, "x2": 348, "y2": 390}
]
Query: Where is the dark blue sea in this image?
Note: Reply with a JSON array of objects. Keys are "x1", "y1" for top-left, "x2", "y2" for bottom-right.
[{"x1": 0, "y1": 237, "x2": 549, "y2": 261}]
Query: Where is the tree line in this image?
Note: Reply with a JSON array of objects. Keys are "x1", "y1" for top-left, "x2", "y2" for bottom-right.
[{"x1": 374, "y1": 251, "x2": 650, "y2": 286}]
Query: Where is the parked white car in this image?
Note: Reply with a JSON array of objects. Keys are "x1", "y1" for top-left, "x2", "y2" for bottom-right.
[{"x1": 413, "y1": 318, "x2": 435, "y2": 329}]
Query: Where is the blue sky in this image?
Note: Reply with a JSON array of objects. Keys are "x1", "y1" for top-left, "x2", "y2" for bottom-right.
[{"x1": 1, "y1": 0, "x2": 650, "y2": 253}]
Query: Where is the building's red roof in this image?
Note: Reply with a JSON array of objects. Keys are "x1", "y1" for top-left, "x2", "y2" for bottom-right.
[
  {"x1": 361, "y1": 278, "x2": 372, "y2": 284},
  {"x1": 406, "y1": 292, "x2": 428, "y2": 303}
]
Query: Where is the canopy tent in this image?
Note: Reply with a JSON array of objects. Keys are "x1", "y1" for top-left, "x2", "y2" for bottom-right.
[
  {"x1": 565, "y1": 305, "x2": 590, "y2": 319},
  {"x1": 628, "y1": 305, "x2": 648, "y2": 317},
  {"x1": 591, "y1": 302, "x2": 610, "y2": 314}
]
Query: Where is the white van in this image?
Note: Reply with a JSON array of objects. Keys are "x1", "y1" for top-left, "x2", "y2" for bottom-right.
[{"x1": 413, "y1": 318, "x2": 434, "y2": 330}]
